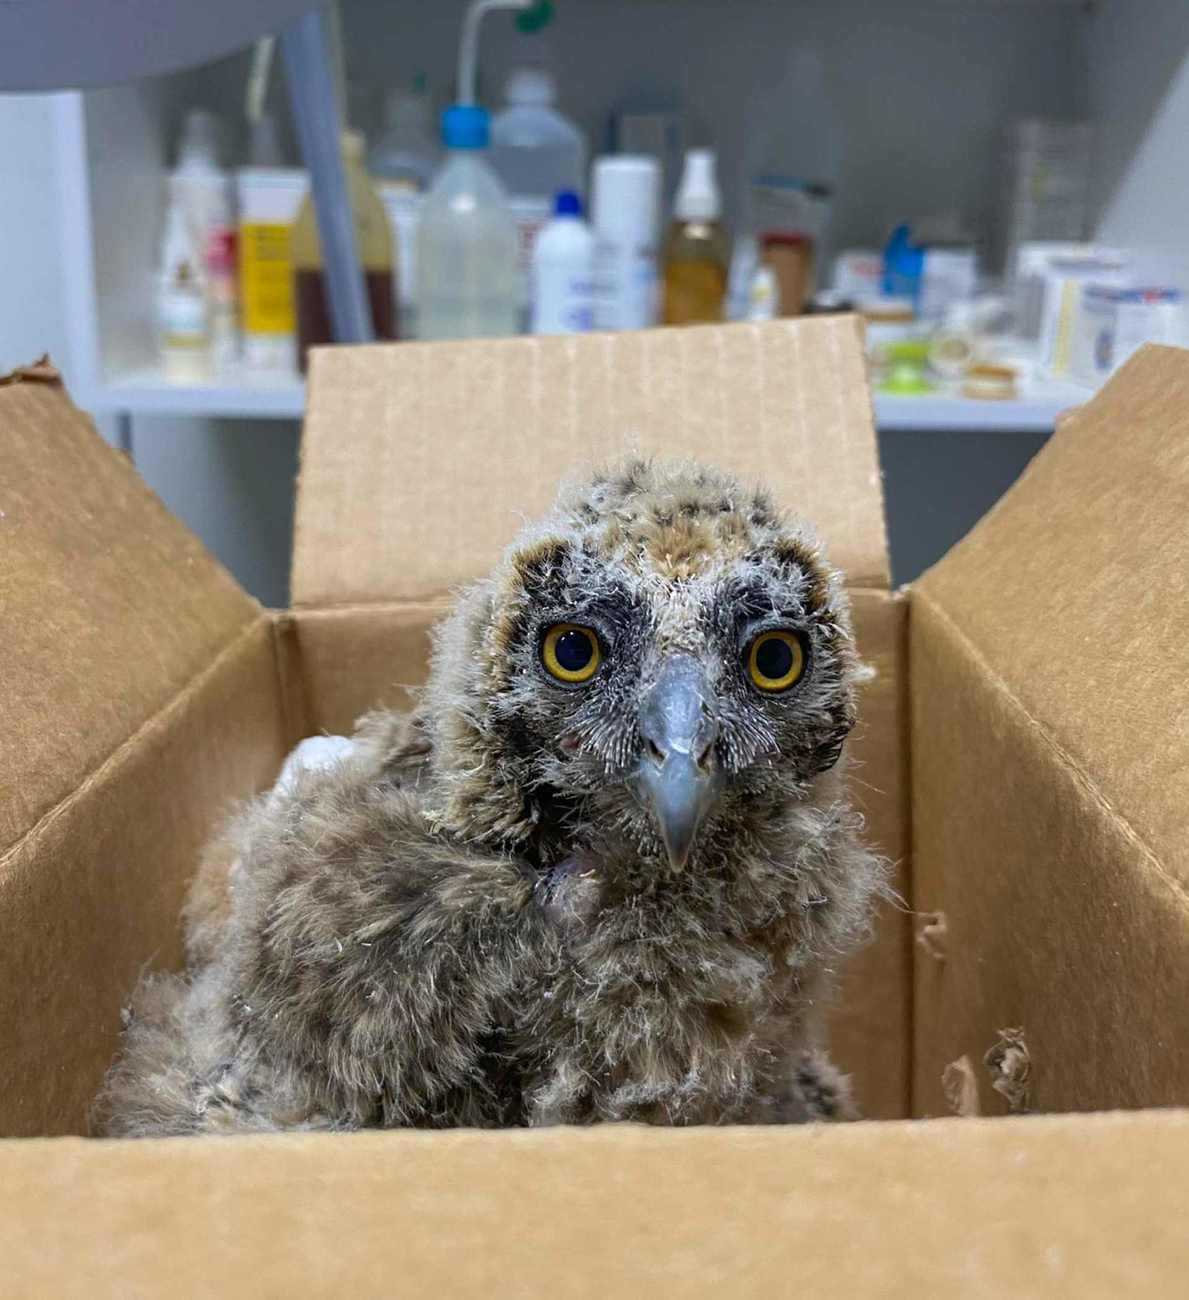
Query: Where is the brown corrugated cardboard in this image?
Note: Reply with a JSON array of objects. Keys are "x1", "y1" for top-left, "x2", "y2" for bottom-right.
[
  {"x1": 912, "y1": 345, "x2": 1189, "y2": 1115},
  {"x1": 0, "y1": 618, "x2": 288, "y2": 1136},
  {"x1": 292, "y1": 320, "x2": 889, "y2": 606},
  {"x1": 1, "y1": 325, "x2": 1188, "y2": 1293},
  {"x1": 0, "y1": 375, "x2": 258, "y2": 854},
  {"x1": 3, "y1": 1114, "x2": 1189, "y2": 1299}
]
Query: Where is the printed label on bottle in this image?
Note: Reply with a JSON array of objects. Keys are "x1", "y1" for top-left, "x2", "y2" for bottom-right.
[
  {"x1": 240, "y1": 221, "x2": 296, "y2": 335},
  {"x1": 380, "y1": 185, "x2": 423, "y2": 312},
  {"x1": 159, "y1": 285, "x2": 207, "y2": 344},
  {"x1": 593, "y1": 241, "x2": 658, "y2": 331},
  {"x1": 509, "y1": 196, "x2": 553, "y2": 305}
]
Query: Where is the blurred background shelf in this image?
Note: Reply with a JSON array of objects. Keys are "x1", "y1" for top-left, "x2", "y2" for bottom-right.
[
  {"x1": 94, "y1": 367, "x2": 306, "y2": 419},
  {"x1": 93, "y1": 363, "x2": 1091, "y2": 433},
  {"x1": 873, "y1": 377, "x2": 1090, "y2": 432},
  {"x1": 23, "y1": 0, "x2": 1187, "y2": 605}
]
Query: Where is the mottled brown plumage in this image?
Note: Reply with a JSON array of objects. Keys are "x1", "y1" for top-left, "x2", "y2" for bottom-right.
[{"x1": 97, "y1": 459, "x2": 883, "y2": 1136}]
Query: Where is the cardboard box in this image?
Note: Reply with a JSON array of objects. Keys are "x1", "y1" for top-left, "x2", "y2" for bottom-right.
[{"x1": 0, "y1": 322, "x2": 1186, "y2": 1294}]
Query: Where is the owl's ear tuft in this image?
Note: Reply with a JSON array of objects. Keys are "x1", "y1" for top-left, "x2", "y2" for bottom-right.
[{"x1": 509, "y1": 535, "x2": 572, "y2": 590}]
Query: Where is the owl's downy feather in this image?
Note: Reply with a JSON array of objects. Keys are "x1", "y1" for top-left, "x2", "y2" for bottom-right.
[{"x1": 97, "y1": 459, "x2": 884, "y2": 1136}]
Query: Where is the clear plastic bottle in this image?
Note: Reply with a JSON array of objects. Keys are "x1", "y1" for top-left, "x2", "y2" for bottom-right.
[
  {"x1": 489, "y1": 68, "x2": 587, "y2": 317},
  {"x1": 662, "y1": 149, "x2": 729, "y2": 324},
  {"x1": 416, "y1": 104, "x2": 518, "y2": 340},
  {"x1": 369, "y1": 78, "x2": 441, "y2": 333},
  {"x1": 291, "y1": 129, "x2": 396, "y2": 371}
]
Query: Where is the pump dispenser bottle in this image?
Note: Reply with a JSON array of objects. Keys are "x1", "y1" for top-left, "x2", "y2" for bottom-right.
[{"x1": 662, "y1": 149, "x2": 729, "y2": 324}]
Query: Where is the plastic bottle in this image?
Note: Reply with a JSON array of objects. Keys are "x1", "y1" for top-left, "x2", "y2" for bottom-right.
[
  {"x1": 749, "y1": 49, "x2": 843, "y2": 292},
  {"x1": 590, "y1": 155, "x2": 660, "y2": 332},
  {"x1": 416, "y1": 103, "x2": 519, "y2": 340},
  {"x1": 490, "y1": 68, "x2": 587, "y2": 318},
  {"x1": 156, "y1": 201, "x2": 210, "y2": 381},
  {"x1": 369, "y1": 78, "x2": 441, "y2": 334},
  {"x1": 291, "y1": 130, "x2": 395, "y2": 371},
  {"x1": 531, "y1": 190, "x2": 595, "y2": 334},
  {"x1": 662, "y1": 149, "x2": 729, "y2": 324},
  {"x1": 170, "y1": 109, "x2": 237, "y2": 369}
]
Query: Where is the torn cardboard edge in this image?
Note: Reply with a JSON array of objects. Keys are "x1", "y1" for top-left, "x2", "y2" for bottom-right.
[
  {"x1": 985, "y1": 1028, "x2": 1032, "y2": 1114},
  {"x1": 0, "y1": 353, "x2": 60, "y2": 387}
]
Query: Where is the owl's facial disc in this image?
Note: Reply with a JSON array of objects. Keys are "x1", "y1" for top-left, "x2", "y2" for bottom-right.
[{"x1": 634, "y1": 654, "x2": 722, "y2": 870}]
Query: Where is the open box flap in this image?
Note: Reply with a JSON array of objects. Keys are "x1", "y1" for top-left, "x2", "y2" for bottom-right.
[
  {"x1": 0, "y1": 370, "x2": 261, "y2": 860},
  {"x1": 916, "y1": 344, "x2": 1189, "y2": 889},
  {"x1": 292, "y1": 318, "x2": 889, "y2": 608}
]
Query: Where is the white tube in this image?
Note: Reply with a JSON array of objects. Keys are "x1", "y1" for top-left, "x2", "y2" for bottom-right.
[{"x1": 457, "y1": 0, "x2": 532, "y2": 106}]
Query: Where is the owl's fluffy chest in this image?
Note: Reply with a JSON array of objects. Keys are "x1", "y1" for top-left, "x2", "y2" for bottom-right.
[{"x1": 508, "y1": 864, "x2": 812, "y2": 1126}]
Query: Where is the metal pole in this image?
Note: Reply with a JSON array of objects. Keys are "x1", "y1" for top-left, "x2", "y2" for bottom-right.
[{"x1": 279, "y1": 6, "x2": 374, "y2": 344}]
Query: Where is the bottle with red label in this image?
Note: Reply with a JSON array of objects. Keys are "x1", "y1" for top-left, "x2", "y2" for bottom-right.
[{"x1": 169, "y1": 110, "x2": 239, "y2": 370}]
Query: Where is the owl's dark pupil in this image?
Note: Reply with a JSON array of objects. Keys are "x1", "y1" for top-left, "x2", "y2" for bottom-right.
[
  {"x1": 555, "y1": 629, "x2": 594, "y2": 672},
  {"x1": 756, "y1": 636, "x2": 794, "y2": 680}
]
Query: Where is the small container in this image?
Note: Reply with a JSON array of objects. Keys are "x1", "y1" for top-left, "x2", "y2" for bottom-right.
[
  {"x1": 747, "y1": 265, "x2": 779, "y2": 322},
  {"x1": 531, "y1": 190, "x2": 595, "y2": 335},
  {"x1": 962, "y1": 362, "x2": 1018, "y2": 400},
  {"x1": 761, "y1": 232, "x2": 814, "y2": 316},
  {"x1": 170, "y1": 110, "x2": 238, "y2": 370},
  {"x1": 291, "y1": 130, "x2": 396, "y2": 370},
  {"x1": 157, "y1": 199, "x2": 210, "y2": 382},
  {"x1": 237, "y1": 167, "x2": 308, "y2": 371},
  {"x1": 1070, "y1": 286, "x2": 1186, "y2": 385},
  {"x1": 369, "y1": 81, "x2": 441, "y2": 335},
  {"x1": 661, "y1": 149, "x2": 729, "y2": 325},
  {"x1": 832, "y1": 249, "x2": 883, "y2": 302},
  {"x1": 591, "y1": 155, "x2": 660, "y2": 331}
]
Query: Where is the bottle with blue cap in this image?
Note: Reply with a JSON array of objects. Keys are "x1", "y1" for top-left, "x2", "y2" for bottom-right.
[
  {"x1": 416, "y1": 102, "x2": 519, "y2": 339},
  {"x1": 530, "y1": 189, "x2": 595, "y2": 335}
]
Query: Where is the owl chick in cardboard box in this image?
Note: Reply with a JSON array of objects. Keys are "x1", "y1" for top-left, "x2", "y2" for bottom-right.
[{"x1": 99, "y1": 458, "x2": 884, "y2": 1134}]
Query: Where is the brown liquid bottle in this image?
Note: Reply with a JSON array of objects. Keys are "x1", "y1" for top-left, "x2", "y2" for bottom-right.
[
  {"x1": 292, "y1": 129, "x2": 396, "y2": 370},
  {"x1": 662, "y1": 149, "x2": 729, "y2": 325}
]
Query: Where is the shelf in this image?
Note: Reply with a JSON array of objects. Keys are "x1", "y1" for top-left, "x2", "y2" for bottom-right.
[
  {"x1": 91, "y1": 367, "x2": 306, "y2": 420},
  {"x1": 873, "y1": 382, "x2": 1090, "y2": 433},
  {"x1": 92, "y1": 362, "x2": 1092, "y2": 435}
]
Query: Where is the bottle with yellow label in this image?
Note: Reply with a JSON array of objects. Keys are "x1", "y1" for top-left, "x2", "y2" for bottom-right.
[
  {"x1": 237, "y1": 167, "x2": 308, "y2": 371},
  {"x1": 291, "y1": 130, "x2": 396, "y2": 371}
]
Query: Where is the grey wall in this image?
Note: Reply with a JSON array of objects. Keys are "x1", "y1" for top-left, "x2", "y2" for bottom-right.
[
  {"x1": 131, "y1": 416, "x2": 299, "y2": 609},
  {"x1": 880, "y1": 429, "x2": 1048, "y2": 587}
]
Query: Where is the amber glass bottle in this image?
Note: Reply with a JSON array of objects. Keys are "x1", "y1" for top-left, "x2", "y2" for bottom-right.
[
  {"x1": 662, "y1": 149, "x2": 729, "y2": 325},
  {"x1": 292, "y1": 130, "x2": 396, "y2": 370}
]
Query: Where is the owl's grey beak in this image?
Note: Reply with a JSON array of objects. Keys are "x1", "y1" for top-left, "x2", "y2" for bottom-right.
[{"x1": 636, "y1": 655, "x2": 721, "y2": 870}]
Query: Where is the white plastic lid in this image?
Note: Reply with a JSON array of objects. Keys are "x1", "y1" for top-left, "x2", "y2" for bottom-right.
[
  {"x1": 591, "y1": 155, "x2": 660, "y2": 241},
  {"x1": 505, "y1": 66, "x2": 556, "y2": 106},
  {"x1": 674, "y1": 148, "x2": 721, "y2": 222},
  {"x1": 177, "y1": 108, "x2": 220, "y2": 169}
]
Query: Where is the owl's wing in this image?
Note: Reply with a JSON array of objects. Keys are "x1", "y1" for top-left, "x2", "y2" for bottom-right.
[{"x1": 99, "y1": 715, "x2": 546, "y2": 1136}]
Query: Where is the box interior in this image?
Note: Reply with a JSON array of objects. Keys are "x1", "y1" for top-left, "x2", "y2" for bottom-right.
[{"x1": 1, "y1": 322, "x2": 1185, "y2": 1145}]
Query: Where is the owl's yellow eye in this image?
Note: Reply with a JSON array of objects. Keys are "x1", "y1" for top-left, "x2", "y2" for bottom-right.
[
  {"x1": 541, "y1": 624, "x2": 602, "y2": 684},
  {"x1": 746, "y1": 630, "x2": 806, "y2": 693}
]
